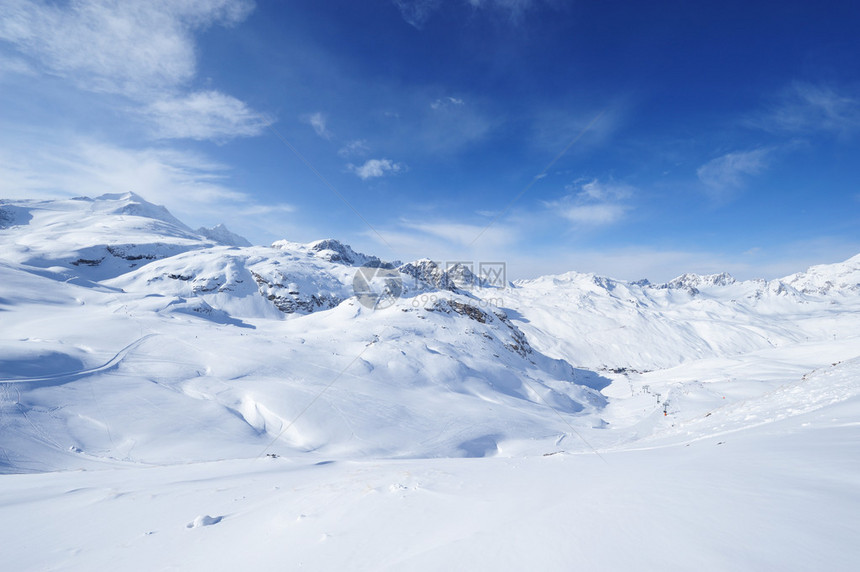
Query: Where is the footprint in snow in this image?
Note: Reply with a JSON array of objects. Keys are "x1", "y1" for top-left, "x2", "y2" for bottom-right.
[{"x1": 186, "y1": 515, "x2": 223, "y2": 529}]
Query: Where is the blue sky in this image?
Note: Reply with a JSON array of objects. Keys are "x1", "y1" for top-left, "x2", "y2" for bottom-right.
[{"x1": 1, "y1": 0, "x2": 859, "y2": 281}]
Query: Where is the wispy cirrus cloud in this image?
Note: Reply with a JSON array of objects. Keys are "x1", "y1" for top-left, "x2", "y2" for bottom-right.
[
  {"x1": 0, "y1": 137, "x2": 238, "y2": 206},
  {"x1": 399, "y1": 220, "x2": 514, "y2": 247},
  {"x1": 545, "y1": 179, "x2": 634, "y2": 226},
  {"x1": 394, "y1": 0, "x2": 548, "y2": 28},
  {"x1": 146, "y1": 91, "x2": 272, "y2": 141},
  {"x1": 416, "y1": 96, "x2": 493, "y2": 153},
  {"x1": 556, "y1": 203, "x2": 629, "y2": 225},
  {"x1": 0, "y1": 53, "x2": 33, "y2": 79},
  {"x1": 348, "y1": 158, "x2": 405, "y2": 180},
  {"x1": 0, "y1": 133, "x2": 294, "y2": 239},
  {"x1": 0, "y1": 0, "x2": 252, "y2": 96},
  {"x1": 338, "y1": 139, "x2": 370, "y2": 158},
  {"x1": 750, "y1": 82, "x2": 860, "y2": 135},
  {"x1": 357, "y1": 217, "x2": 519, "y2": 266},
  {"x1": 530, "y1": 104, "x2": 623, "y2": 154},
  {"x1": 302, "y1": 112, "x2": 333, "y2": 139},
  {"x1": 392, "y1": 0, "x2": 443, "y2": 28},
  {"x1": 235, "y1": 203, "x2": 296, "y2": 216},
  {"x1": 430, "y1": 96, "x2": 464, "y2": 110},
  {"x1": 0, "y1": 0, "x2": 266, "y2": 142},
  {"x1": 696, "y1": 148, "x2": 771, "y2": 196},
  {"x1": 465, "y1": 0, "x2": 543, "y2": 19},
  {"x1": 360, "y1": 216, "x2": 860, "y2": 284}
]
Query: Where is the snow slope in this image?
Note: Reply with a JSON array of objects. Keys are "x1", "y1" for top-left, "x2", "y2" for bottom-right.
[
  {"x1": 0, "y1": 195, "x2": 605, "y2": 471},
  {"x1": 1, "y1": 193, "x2": 859, "y2": 570},
  {"x1": 505, "y1": 265, "x2": 860, "y2": 370},
  {"x1": 0, "y1": 193, "x2": 249, "y2": 281},
  {"x1": 0, "y1": 265, "x2": 604, "y2": 471},
  {"x1": 2, "y1": 364, "x2": 858, "y2": 571}
]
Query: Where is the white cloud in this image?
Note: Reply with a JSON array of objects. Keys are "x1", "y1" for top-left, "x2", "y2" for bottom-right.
[
  {"x1": 0, "y1": 53, "x2": 33, "y2": 78},
  {"x1": 146, "y1": 91, "x2": 272, "y2": 141},
  {"x1": 557, "y1": 203, "x2": 628, "y2": 225},
  {"x1": 392, "y1": 0, "x2": 442, "y2": 28},
  {"x1": 338, "y1": 139, "x2": 371, "y2": 158},
  {"x1": 351, "y1": 208, "x2": 860, "y2": 285},
  {"x1": 500, "y1": 247, "x2": 725, "y2": 282},
  {"x1": 303, "y1": 112, "x2": 332, "y2": 139},
  {"x1": 531, "y1": 105, "x2": 624, "y2": 154},
  {"x1": 0, "y1": 0, "x2": 252, "y2": 97},
  {"x1": 753, "y1": 83, "x2": 860, "y2": 135},
  {"x1": 349, "y1": 158, "x2": 404, "y2": 180},
  {"x1": 236, "y1": 203, "x2": 296, "y2": 216},
  {"x1": 358, "y1": 220, "x2": 860, "y2": 284},
  {"x1": 0, "y1": 134, "x2": 293, "y2": 232},
  {"x1": 357, "y1": 218, "x2": 762, "y2": 284},
  {"x1": 466, "y1": 0, "x2": 539, "y2": 18},
  {"x1": 401, "y1": 220, "x2": 514, "y2": 247},
  {"x1": 419, "y1": 100, "x2": 492, "y2": 153},
  {"x1": 0, "y1": 138, "x2": 234, "y2": 205},
  {"x1": 395, "y1": 0, "x2": 544, "y2": 27},
  {"x1": 355, "y1": 218, "x2": 520, "y2": 269},
  {"x1": 575, "y1": 179, "x2": 633, "y2": 201},
  {"x1": 697, "y1": 148, "x2": 770, "y2": 191},
  {"x1": 431, "y1": 96, "x2": 465, "y2": 110},
  {"x1": 0, "y1": 0, "x2": 265, "y2": 142},
  {"x1": 546, "y1": 178, "x2": 634, "y2": 226}
]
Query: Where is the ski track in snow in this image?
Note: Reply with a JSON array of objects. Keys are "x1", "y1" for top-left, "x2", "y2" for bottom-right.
[{"x1": 0, "y1": 334, "x2": 156, "y2": 385}]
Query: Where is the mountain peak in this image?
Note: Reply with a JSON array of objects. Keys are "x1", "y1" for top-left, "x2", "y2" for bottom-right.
[
  {"x1": 95, "y1": 191, "x2": 146, "y2": 202},
  {"x1": 196, "y1": 224, "x2": 252, "y2": 247},
  {"x1": 661, "y1": 272, "x2": 736, "y2": 291},
  {"x1": 304, "y1": 239, "x2": 384, "y2": 267},
  {"x1": 781, "y1": 252, "x2": 860, "y2": 294},
  {"x1": 91, "y1": 192, "x2": 190, "y2": 230}
]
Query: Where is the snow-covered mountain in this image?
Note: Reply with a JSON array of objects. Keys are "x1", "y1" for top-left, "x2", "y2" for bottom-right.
[
  {"x1": 0, "y1": 192, "x2": 249, "y2": 281},
  {"x1": 2, "y1": 193, "x2": 859, "y2": 571},
  {"x1": 505, "y1": 262, "x2": 860, "y2": 370},
  {"x1": 0, "y1": 193, "x2": 607, "y2": 470},
  {"x1": 195, "y1": 223, "x2": 253, "y2": 247},
  {"x1": 2, "y1": 191, "x2": 859, "y2": 464}
]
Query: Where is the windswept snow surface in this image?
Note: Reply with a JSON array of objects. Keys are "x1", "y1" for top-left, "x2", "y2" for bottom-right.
[{"x1": 1, "y1": 194, "x2": 859, "y2": 570}]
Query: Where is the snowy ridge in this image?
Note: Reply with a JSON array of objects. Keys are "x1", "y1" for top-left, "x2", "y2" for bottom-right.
[
  {"x1": 105, "y1": 245, "x2": 359, "y2": 319},
  {"x1": 653, "y1": 354, "x2": 860, "y2": 445},
  {"x1": 781, "y1": 252, "x2": 860, "y2": 294},
  {"x1": 196, "y1": 223, "x2": 252, "y2": 247},
  {"x1": 2, "y1": 193, "x2": 860, "y2": 570},
  {"x1": 0, "y1": 193, "x2": 251, "y2": 281},
  {"x1": 658, "y1": 271, "x2": 737, "y2": 292},
  {"x1": 94, "y1": 192, "x2": 192, "y2": 229},
  {"x1": 507, "y1": 260, "x2": 860, "y2": 370}
]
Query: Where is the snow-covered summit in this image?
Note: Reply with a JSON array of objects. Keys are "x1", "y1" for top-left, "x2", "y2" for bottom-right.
[
  {"x1": 781, "y1": 253, "x2": 860, "y2": 294},
  {"x1": 94, "y1": 192, "x2": 191, "y2": 230},
  {"x1": 659, "y1": 271, "x2": 737, "y2": 292},
  {"x1": 514, "y1": 270, "x2": 622, "y2": 293},
  {"x1": 196, "y1": 223, "x2": 252, "y2": 247},
  {"x1": 306, "y1": 238, "x2": 387, "y2": 266},
  {"x1": 503, "y1": 254, "x2": 860, "y2": 370},
  {"x1": 0, "y1": 193, "x2": 249, "y2": 280}
]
